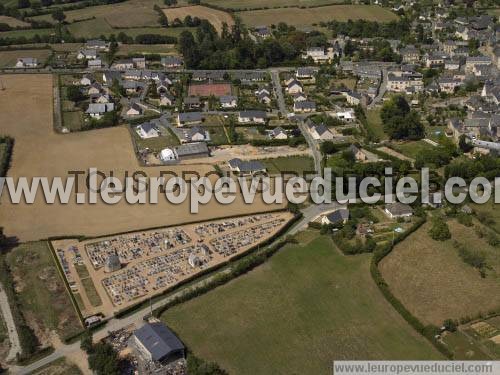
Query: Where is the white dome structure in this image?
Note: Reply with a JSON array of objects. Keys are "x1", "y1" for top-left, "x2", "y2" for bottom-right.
[{"x1": 159, "y1": 148, "x2": 176, "y2": 162}]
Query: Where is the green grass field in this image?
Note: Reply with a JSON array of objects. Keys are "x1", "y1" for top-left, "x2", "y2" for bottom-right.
[
  {"x1": 0, "y1": 15, "x2": 30, "y2": 27},
  {"x1": 0, "y1": 49, "x2": 52, "y2": 68},
  {"x1": 4, "y1": 242, "x2": 82, "y2": 341},
  {"x1": 133, "y1": 126, "x2": 180, "y2": 152},
  {"x1": 391, "y1": 140, "x2": 435, "y2": 160},
  {"x1": 62, "y1": 111, "x2": 84, "y2": 132},
  {"x1": 67, "y1": 17, "x2": 193, "y2": 39},
  {"x1": 117, "y1": 43, "x2": 176, "y2": 56},
  {"x1": 161, "y1": 235, "x2": 441, "y2": 374},
  {"x1": 262, "y1": 155, "x2": 314, "y2": 175},
  {"x1": 441, "y1": 331, "x2": 490, "y2": 360},
  {"x1": 380, "y1": 220, "x2": 500, "y2": 326},
  {"x1": 81, "y1": 278, "x2": 102, "y2": 307},
  {"x1": 0, "y1": 28, "x2": 54, "y2": 39},
  {"x1": 366, "y1": 108, "x2": 387, "y2": 141},
  {"x1": 204, "y1": 0, "x2": 344, "y2": 10},
  {"x1": 236, "y1": 5, "x2": 398, "y2": 27},
  {"x1": 31, "y1": 0, "x2": 163, "y2": 28}
]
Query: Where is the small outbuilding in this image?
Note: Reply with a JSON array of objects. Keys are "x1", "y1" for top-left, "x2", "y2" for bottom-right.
[{"x1": 104, "y1": 254, "x2": 121, "y2": 273}]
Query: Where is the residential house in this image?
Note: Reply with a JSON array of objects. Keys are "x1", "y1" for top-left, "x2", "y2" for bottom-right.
[
  {"x1": 161, "y1": 56, "x2": 183, "y2": 68},
  {"x1": 349, "y1": 144, "x2": 379, "y2": 162},
  {"x1": 444, "y1": 59, "x2": 461, "y2": 70},
  {"x1": 334, "y1": 108, "x2": 356, "y2": 123},
  {"x1": 113, "y1": 59, "x2": 134, "y2": 70},
  {"x1": 285, "y1": 79, "x2": 303, "y2": 94},
  {"x1": 88, "y1": 59, "x2": 102, "y2": 69},
  {"x1": 292, "y1": 92, "x2": 307, "y2": 102},
  {"x1": 132, "y1": 57, "x2": 146, "y2": 69},
  {"x1": 85, "y1": 39, "x2": 109, "y2": 51},
  {"x1": 160, "y1": 93, "x2": 175, "y2": 107},
  {"x1": 294, "y1": 100, "x2": 316, "y2": 113},
  {"x1": 80, "y1": 74, "x2": 94, "y2": 86},
  {"x1": 228, "y1": 158, "x2": 267, "y2": 175},
  {"x1": 271, "y1": 127, "x2": 287, "y2": 140},
  {"x1": 160, "y1": 148, "x2": 176, "y2": 162},
  {"x1": 87, "y1": 82, "x2": 103, "y2": 95},
  {"x1": 387, "y1": 71, "x2": 424, "y2": 93},
  {"x1": 308, "y1": 123, "x2": 334, "y2": 141},
  {"x1": 183, "y1": 126, "x2": 209, "y2": 143},
  {"x1": 302, "y1": 46, "x2": 336, "y2": 64},
  {"x1": 296, "y1": 67, "x2": 318, "y2": 80},
  {"x1": 238, "y1": 110, "x2": 266, "y2": 124},
  {"x1": 86, "y1": 103, "x2": 114, "y2": 119},
  {"x1": 77, "y1": 49, "x2": 97, "y2": 60},
  {"x1": 256, "y1": 90, "x2": 271, "y2": 104},
  {"x1": 400, "y1": 45, "x2": 420, "y2": 63},
  {"x1": 177, "y1": 112, "x2": 203, "y2": 127},
  {"x1": 384, "y1": 202, "x2": 414, "y2": 219},
  {"x1": 321, "y1": 209, "x2": 349, "y2": 225},
  {"x1": 136, "y1": 122, "x2": 160, "y2": 139},
  {"x1": 15, "y1": 58, "x2": 37, "y2": 68},
  {"x1": 90, "y1": 93, "x2": 110, "y2": 104},
  {"x1": 425, "y1": 52, "x2": 448, "y2": 68},
  {"x1": 232, "y1": 71, "x2": 267, "y2": 82},
  {"x1": 438, "y1": 77, "x2": 462, "y2": 94},
  {"x1": 254, "y1": 26, "x2": 271, "y2": 39},
  {"x1": 220, "y1": 95, "x2": 237, "y2": 108},
  {"x1": 103, "y1": 71, "x2": 121, "y2": 84},
  {"x1": 465, "y1": 56, "x2": 492, "y2": 74},
  {"x1": 184, "y1": 96, "x2": 201, "y2": 110},
  {"x1": 126, "y1": 103, "x2": 144, "y2": 116}
]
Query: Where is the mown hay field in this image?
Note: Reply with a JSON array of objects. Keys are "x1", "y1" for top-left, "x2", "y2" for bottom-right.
[
  {"x1": 162, "y1": 235, "x2": 441, "y2": 375},
  {"x1": 30, "y1": 0, "x2": 164, "y2": 28},
  {"x1": 380, "y1": 220, "x2": 500, "y2": 326},
  {"x1": 0, "y1": 74, "x2": 283, "y2": 241},
  {"x1": 163, "y1": 5, "x2": 234, "y2": 33},
  {"x1": 0, "y1": 49, "x2": 52, "y2": 68},
  {"x1": 0, "y1": 15, "x2": 30, "y2": 27},
  {"x1": 236, "y1": 5, "x2": 398, "y2": 27}
]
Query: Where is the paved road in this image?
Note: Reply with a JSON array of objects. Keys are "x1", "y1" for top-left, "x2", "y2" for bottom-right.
[
  {"x1": 0, "y1": 283, "x2": 21, "y2": 362},
  {"x1": 297, "y1": 121, "x2": 322, "y2": 177},
  {"x1": 368, "y1": 68, "x2": 387, "y2": 109},
  {"x1": 270, "y1": 69, "x2": 288, "y2": 116}
]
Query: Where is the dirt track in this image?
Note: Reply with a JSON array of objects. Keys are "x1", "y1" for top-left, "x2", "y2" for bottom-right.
[{"x1": 0, "y1": 75, "x2": 283, "y2": 241}]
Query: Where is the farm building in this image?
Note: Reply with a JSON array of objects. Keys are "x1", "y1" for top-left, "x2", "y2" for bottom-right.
[
  {"x1": 77, "y1": 49, "x2": 97, "y2": 60},
  {"x1": 132, "y1": 322, "x2": 185, "y2": 364},
  {"x1": 174, "y1": 143, "x2": 209, "y2": 160},
  {"x1": 86, "y1": 39, "x2": 109, "y2": 51}
]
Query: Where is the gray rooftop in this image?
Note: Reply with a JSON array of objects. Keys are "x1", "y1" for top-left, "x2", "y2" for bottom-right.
[{"x1": 134, "y1": 323, "x2": 184, "y2": 362}]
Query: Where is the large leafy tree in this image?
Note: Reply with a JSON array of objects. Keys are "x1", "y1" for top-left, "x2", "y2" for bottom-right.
[{"x1": 381, "y1": 95, "x2": 424, "y2": 140}]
